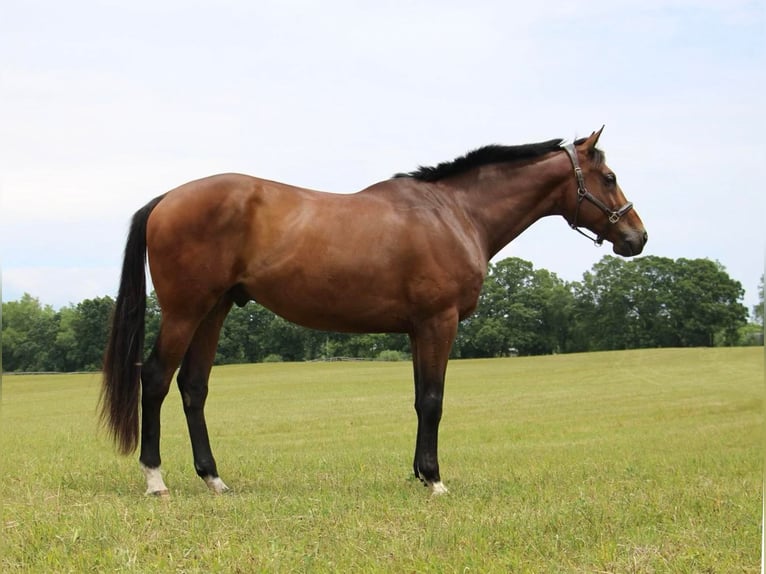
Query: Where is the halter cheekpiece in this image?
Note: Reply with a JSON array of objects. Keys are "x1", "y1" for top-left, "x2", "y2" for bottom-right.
[{"x1": 560, "y1": 142, "x2": 634, "y2": 246}]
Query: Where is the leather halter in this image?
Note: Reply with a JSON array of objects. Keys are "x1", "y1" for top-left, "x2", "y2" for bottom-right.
[{"x1": 560, "y1": 142, "x2": 634, "y2": 246}]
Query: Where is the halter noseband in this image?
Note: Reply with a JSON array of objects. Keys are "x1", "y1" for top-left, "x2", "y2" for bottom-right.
[{"x1": 560, "y1": 142, "x2": 634, "y2": 246}]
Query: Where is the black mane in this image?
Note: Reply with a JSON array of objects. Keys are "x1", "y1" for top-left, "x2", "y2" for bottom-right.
[{"x1": 394, "y1": 137, "x2": 600, "y2": 182}]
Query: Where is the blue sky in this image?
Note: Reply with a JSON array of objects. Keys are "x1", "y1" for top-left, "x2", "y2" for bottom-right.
[{"x1": 2, "y1": 0, "x2": 764, "y2": 315}]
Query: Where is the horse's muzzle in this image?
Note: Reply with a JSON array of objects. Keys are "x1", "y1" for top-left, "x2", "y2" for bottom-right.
[{"x1": 613, "y1": 229, "x2": 648, "y2": 257}]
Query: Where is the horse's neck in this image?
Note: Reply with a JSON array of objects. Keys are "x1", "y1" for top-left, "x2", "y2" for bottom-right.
[{"x1": 459, "y1": 153, "x2": 569, "y2": 259}]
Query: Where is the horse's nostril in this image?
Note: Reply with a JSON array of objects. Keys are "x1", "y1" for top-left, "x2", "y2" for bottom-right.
[{"x1": 642, "y1": 231, "x2": 648, "y2": 244}]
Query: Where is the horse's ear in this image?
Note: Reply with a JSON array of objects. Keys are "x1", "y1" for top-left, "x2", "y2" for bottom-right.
[
  {"x1": 578, "y1": 125, "x2": 605, "y2": 157},
  {"x1": 585, "y1": 125, "x2": 605, "y2": 150}
]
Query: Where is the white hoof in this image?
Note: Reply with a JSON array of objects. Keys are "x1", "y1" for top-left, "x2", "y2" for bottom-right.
[
  {"x1": 141, "y1": 463, "x2": 169, "y2": 497},
  {"x1": 428, "y1": 481, "x2": 449, "y2": 495},
  {"x1": 204, "y1": 476, "x2": 230, "y2": 494}
]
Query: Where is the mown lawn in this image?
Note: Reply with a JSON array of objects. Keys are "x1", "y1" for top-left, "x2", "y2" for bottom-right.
[{"x1": 1, "y1": 348, "x2": 762, "y2": 572}]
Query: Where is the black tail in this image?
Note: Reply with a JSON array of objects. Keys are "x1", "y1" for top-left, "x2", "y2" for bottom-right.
[{"x1": 100, "y1": 195, "x2": 165, "y2": 454}]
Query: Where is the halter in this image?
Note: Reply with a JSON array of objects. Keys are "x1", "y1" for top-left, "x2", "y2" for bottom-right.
[{"x1": 560, "y1": 142, "x2": 634, "y2": 246}]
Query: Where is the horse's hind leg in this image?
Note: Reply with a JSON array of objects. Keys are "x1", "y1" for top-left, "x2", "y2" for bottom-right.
[
  {"x1": 140, "y1": 318, "x2": 198, "y2": 496},
  {"x1": 176, "y1": 296, "x2": 233, "y2": 494}
]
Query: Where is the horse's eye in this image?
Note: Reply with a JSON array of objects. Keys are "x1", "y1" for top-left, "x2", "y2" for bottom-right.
[{"x1": 604, "y1": 173, "x2": 617, "y2": 185}]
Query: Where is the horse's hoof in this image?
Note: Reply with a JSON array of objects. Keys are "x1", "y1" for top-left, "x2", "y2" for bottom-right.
[
  {"x1": 428, "y1": 481, "x2": 449, "y2": 495},
  {"x1": 141, "y1": 464, "x2": 169, "y2": 496},
  {"x1": 204, "y1": 476, "x2": 230, "y2": 495},
  {"x1": 212, "y1": 484, "x2": 231, "y2": 495}
]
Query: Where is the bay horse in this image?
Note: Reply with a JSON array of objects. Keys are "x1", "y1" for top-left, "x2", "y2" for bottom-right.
[{"x1": 101, "y1": 127, "x2": 646, "y2": 496}]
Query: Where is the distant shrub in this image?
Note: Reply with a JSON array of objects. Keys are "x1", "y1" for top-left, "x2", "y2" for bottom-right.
[
  {"x1": 377, "y1": 350, "x2": 404, "y2": 362},
  {"x1": 262, "y1": 354, "x2": 284, "y2": 363}
]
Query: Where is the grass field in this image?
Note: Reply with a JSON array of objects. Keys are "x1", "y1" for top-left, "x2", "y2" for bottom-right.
[{"x1": 1, "y1": 348, "x2": 762, "y2": 573}]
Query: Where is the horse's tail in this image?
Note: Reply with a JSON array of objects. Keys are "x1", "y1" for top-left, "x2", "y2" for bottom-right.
[{"x1": 100, "y1": 195, "x2": 165, "y2": 454}]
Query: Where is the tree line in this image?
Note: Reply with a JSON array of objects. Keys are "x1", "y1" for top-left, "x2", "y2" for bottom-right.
[{"x1": 1, "y1": 255, "x2": 760, "y2": 373}]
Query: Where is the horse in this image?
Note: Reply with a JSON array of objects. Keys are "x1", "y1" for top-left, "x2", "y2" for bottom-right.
[{"x1": 101, "y1": 127, "x2": 647, "y2": 496}]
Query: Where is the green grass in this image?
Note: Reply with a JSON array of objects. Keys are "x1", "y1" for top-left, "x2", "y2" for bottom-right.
[{"x1": 1, "y1": 348, "x2": 762, "y2": 573}]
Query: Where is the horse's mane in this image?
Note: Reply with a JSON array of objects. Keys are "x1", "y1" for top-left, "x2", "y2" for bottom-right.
[{"x1": 394, "y1": 136, "x2": 602, "y2": 182}]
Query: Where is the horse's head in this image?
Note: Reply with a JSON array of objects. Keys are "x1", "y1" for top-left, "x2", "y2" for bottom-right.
[{"x1": 560, "y1": 127, "x2": 647, "y2": 256}]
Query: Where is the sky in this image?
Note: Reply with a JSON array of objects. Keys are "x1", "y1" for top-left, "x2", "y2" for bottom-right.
[{"x1": 2, "y1": 0, "x2": 764, "y2": 317}]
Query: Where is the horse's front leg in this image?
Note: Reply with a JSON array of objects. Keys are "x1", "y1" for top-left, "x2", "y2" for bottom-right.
[{"x1": 409, "y1": 310, "x2": 458, "y2": 495}]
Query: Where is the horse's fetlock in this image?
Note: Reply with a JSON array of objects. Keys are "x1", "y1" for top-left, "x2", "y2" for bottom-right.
[{"x1": 194, "y1": 458, "x2": 218, "y2": 479}]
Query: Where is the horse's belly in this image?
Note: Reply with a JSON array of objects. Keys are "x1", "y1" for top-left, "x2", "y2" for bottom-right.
[{"x1": 245, "y1": 273, "x2": 411, "y2": 333}]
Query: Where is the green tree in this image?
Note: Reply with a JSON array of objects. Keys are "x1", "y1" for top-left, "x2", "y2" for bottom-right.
[
  {"x1": 52, "y1": 306, "x2": 78, "y2": 371},
  {"x1": 572, "y1": 255, "x2": 684, "y2": 351},
  {"x1": 314, "y1": 332, "x2": 408, "y2": 360},
  {"x1": 216, "y1": 304, "x2": 250, "y2": 364},
  {"x1": 143, "y1": 290, "x2": 161, "y2": 357},
  {"x1": 216, "y1": 303, "x2": 274, "y2": 364},
  {"x1": 1, "y1": 293, "x2": 59, "y2": 371},
  {"x1": 628, "y1": 256, "x2": 679, "y2": 347},
  {"x1": 456, "y1": 257, "x2": 574, "y2": 357},
  {"x1": 217, "y1": 303, "x2": 316, "y2": 364},
  {"x1": 70, "y1": 296, "x2": 115, "y2": 370},
  {"x1": 217, "y1": 303, "x2": 408, "y2": 363},
  {"x1": 571, "y1": 256, "x2": 633, "y2": 351},
  {"x1": 754, "y1": 274, "x2": 763, "y2": 326},
  {"x1": 572, "y1": 256, "x2": 748, "y2": 349},
  {"x1": 671, "y1": 259, "x2": 747, "y2": 346},
  {"x1": 263, "y1": 316, "x2": 309, "y2": 362}
]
